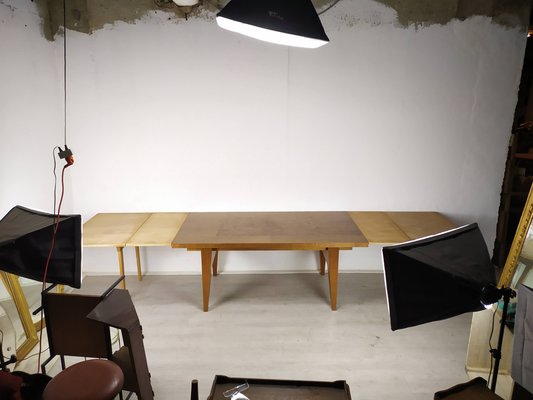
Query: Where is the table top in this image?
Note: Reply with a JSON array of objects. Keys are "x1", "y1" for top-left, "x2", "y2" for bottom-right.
[
  {"x1": 172, "y1": 212, "x2": 369, "y2": 250},
  {"x1": 350, "y1": 212, "x2": 410, "y2": 244},
  {"x1": 350, "y1": 211, "x2": 456, "y2": 244},
  {"x1": 83, "y1": 213, "x2": 151, "y2": 247},
  {"x1": 386, "y1": 211, "x2": 456, "y2": 240},
  {"x1": 83, "y1": 211, "x2": 456, "y2": 248},
  {"x1": 127, "y1": 212, "x2": 187, "y2": 247}
]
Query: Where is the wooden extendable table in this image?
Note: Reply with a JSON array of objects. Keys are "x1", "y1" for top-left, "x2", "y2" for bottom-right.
[
  {"x1": 83, "y1": 212, "x2": 187, "y2": 288},
  {"x1": 83, "y1": 210, "x2": 456, "y2": 309},
  {"x1": 171, "y1": 211, "x2": 369, "y2": 312}
]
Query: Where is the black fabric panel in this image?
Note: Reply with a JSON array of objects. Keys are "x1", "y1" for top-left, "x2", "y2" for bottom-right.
[
  {"x1": 0, "y1": 206, "x2": 81, "y2": 288},
  {"x1": 382, "y1": 223, "x2": 496, "y2": 330}
]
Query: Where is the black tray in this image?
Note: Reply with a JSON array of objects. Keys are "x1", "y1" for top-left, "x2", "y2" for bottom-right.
[{"x1": 207, "y1": 375, "x2": 351, "y2": 400}]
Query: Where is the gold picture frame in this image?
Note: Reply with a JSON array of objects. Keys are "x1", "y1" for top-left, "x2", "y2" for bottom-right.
[
  {"x1": 0, "y1": 271, "x2": 39, "y2": 363},
  {"x1": 498, "y1": 183, "x2": 533, "y2": 288}
]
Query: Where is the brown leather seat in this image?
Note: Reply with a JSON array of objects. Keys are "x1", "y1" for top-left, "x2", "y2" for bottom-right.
[{"x1": 43, "y1": 359, "x2": 124, "y2": 400}]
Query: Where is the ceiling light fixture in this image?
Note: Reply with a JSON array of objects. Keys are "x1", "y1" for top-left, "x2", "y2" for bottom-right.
[
  {"x1": 216, "y1": 0, "x2": 329, "y2": 48},
  {"x1": 172, "y1": 0, "x2": 199, "y2": 6}
]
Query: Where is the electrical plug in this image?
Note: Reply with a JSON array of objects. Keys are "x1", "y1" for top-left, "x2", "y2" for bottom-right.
[
  {"x1": 58, "y1": 145, "x2": 72, "y2": 160},
  {"x1": 58, "y1": 145, "x2": 74, "y2": 166}
]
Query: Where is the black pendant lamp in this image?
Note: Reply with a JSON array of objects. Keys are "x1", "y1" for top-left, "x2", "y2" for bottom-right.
[{"x1": 216, "y1": 0, "x2": 329, "y2": 48}]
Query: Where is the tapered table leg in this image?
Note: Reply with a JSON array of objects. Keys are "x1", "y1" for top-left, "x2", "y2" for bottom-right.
[
  {"x1": 327, "y1": 248, "x2": 339, "y2": 310},
  {"x1": 201, "y1": 249, "x2": 212, "y2": 312},
  {"x1": 116, "y1": 247, "x2": 126, "y2": 289},
  {"x1": 319, "y1": 250, "x2": 326, "y2": 275},
  {"x1": 135, "y1": 246, "x2": 142, "y2": 281},
  {"x1": 212, "y1": 250, "x2": 219, "y2": 276}
]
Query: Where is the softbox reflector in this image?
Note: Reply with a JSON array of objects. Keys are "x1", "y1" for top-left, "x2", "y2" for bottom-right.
[
  {"x1": 0, "y1": 206, "x2": 82, "y2": 288},
  {"x1": 382, "y1": 223, "x2": 495, "y2": 331}
]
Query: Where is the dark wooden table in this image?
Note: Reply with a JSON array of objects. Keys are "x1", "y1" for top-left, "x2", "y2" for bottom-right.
[{"x1": 171, "y1": 212, "x2": 368, "y2": 311}]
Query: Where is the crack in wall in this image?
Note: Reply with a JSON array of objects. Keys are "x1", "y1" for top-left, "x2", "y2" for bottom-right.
[
  {"x1": 0, "y1": 1, "x2": 16, "y2": 13},
  {"x1": 32, "y1": 0, "x2": 532, "y2": 42}
]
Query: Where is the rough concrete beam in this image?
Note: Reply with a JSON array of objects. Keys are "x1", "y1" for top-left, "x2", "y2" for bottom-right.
[
  {"x1": 34, "y1": 0, "x2": 90, "y2": 40},
  {"x1": 378, "y1": 0, "x2": 531, "y2": 29},
  {"x1": 378, "y1": 0, "x2": 459, "y2": 27},
  {"x1": 458, "y1": 0, "x2": 531, "y2": 29},
  {"x1": 33, "y1": 0, "x2": 533, "y2": 41}
]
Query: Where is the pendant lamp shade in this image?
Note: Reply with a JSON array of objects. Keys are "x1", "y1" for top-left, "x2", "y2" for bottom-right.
[{"x1": 216, "y1": 0, "x2": 329, "y2": 48}]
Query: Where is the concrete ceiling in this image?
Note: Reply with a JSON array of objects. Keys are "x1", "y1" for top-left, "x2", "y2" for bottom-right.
[{"x1": 34, "y1": 0, "x2": 531, "y2": 42}]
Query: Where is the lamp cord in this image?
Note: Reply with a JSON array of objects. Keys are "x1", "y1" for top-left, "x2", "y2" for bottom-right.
[
  {"x1": 318, "y1": 0, "x2": 342, "y2": 15},
  {"x1": 486, "y1": 306, "x2": 497, "y2": 386},
  {"x1": 63, "y1": 0, "x2": 67, "y2": 147},
  {"x1": 52, "y1": 146, "x2": 61, "y2": 215},
  {"x1": 37, "y1": 0, "x2": 70, "y2": 374},
  {"x1": 37, "y1": 164, "x2": 68, "y2": 373}
]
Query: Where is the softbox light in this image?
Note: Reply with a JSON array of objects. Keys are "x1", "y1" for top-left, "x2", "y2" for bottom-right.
[
  {"x1": 0, "y1": 206, "x2": 82, "y2": 288},
  {"x1": 216, "y1": 0, "x2": 329, "y2": 48},
  {"x1": 382, "y1": 223, "x2": 496, "y2": 331}
]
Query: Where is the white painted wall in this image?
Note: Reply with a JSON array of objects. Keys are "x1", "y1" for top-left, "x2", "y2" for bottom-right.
[
  {"x1": 0, "y1": 1, "x2": 65, "y2": 215},
  {"x1": 0, "y1": 0, "x2": 527, "y2": 276}
]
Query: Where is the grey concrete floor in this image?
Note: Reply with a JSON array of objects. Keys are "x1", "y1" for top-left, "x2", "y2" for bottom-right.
[{"x1": 24, "y1": 272, "x2": 474, "y2": 400}]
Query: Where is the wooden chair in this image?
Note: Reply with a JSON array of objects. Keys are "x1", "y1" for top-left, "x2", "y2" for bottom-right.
[{"x1": 41, "y1": 292, "x2": 138, "y2": 399}]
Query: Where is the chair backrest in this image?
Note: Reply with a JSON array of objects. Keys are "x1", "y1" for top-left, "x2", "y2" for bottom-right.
[{"x1": 43, "y1": 293, "x2": 112, "y2": 359}]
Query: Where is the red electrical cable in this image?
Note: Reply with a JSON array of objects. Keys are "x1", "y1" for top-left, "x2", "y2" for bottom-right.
[{"x1": 37, "y1": 164, "x2": 69, "y2": 372}]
